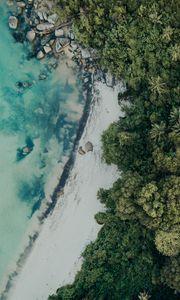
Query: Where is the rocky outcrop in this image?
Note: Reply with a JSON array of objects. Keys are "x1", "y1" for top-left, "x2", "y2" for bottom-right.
[{"x1": 7, "y1": 0, "x2": 99, "y2": 82}]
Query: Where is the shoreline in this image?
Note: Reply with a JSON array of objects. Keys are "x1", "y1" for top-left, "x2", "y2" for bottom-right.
[
  {"x1": 0, "y1": 2, "x2": 124, "y2": 299},
  {"x1": 0, "y1": 2, "x2": 96, "y2": 294},
  {"x1": 0, "y1": 64, "x2": 93, "y2": 300},
  {"x1": 40, "y1": 72, "x2": 93, "y2": 221},
  {"x1": 2, "y1": 81, "x2": 124, "y2": 300}
]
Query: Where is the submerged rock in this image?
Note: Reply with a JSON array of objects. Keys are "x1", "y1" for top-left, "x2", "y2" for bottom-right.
[{"x1": 39, "y1": 73, "x2": 47, "y2": 80}]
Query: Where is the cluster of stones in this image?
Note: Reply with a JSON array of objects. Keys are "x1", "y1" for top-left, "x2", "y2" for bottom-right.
[
  {"x1": 78, "y1": 141, "x2": 94, "y2": 155},
  {"x1": 7, "y1": 0, "x2": 109, "y2": 86},
  {"x1": 8, "y1": 2, "x2": 92, "y2": 66},
  {"x1": 8, "y1": 0, "x2": 72, "y2": 59}
]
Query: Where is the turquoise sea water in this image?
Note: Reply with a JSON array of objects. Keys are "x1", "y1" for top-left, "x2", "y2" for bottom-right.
[{"x1": 0, "y1": 2, "x2": 83, "y2": 283}]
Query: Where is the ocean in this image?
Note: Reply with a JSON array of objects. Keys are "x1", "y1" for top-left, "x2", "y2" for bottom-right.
[{"x1": 0, "y1": 1, "x2": 83, "y2": 284}]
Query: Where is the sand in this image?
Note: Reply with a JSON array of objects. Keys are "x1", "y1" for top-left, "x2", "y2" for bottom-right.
[{"x1": 6, "y1": 81, "x2": 124, "y2": 300}]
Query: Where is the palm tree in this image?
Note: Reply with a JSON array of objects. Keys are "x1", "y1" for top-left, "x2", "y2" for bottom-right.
[
  {"x1": 169, "y1": 108, "x2": 180, "y2": 134},
  {"x1": 171, "y1": 44, "x2": 180, "y2": 62},
  {"x1": 138, "y1": 291, "x2": 151, "y2": 300},
  {"x1": 162, "y1": 26, "x2": 173, "y2": 42},
  {"x1": 150, "y1": 122, "x2": 166, "y2": 144},
  {"x1": 149, "y1": 76, "x2": 167, "y2": 96},
  {"x1": 149, "y1": 11, "x2": 162, "y2": 24}
]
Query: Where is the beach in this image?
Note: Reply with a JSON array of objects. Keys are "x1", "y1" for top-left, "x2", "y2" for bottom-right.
[{"x1": 5, "y1": 81, "x2": 124, "y2": 300}]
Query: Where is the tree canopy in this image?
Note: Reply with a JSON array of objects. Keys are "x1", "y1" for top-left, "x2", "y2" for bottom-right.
[{"x1": 50, "y1": 0, "x2": 180, "y2": 298}]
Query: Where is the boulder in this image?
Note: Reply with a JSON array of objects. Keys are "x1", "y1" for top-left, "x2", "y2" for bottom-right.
[
  {"x1": 55, "y1": 39, "x2": 62, "y2": 53},
  {"x1": 42, "y1": 12, "x2": 48, "y2": 21},
  {"x1": 85, "y1": 141, "x2": 93, "y2": 152},
  {"x1": 26, "y1": 30, "x2": 36, "y2": 42},
  {"x1": 49, "y1": 39, "x2": 55, "y2": 46},
  {"x1": 71, "y1": 41, "x2": 78, "y2": 50},
  {"x1": 84, "y1": 77, "x2": 89, "y2": 83},
  {"x1": 78, "y1": 146, "x2": 86, "y2": 155},
  {"x1": 81, "y1": 48, "x2": 91, "y2": 59},
  {"x1": 37, "y1": 11, "x2": 44, "y2": 21},
  {"x1": 55, "y1": 28, "x2": 64, "y2": 37},
  {"x1": 68, "y1": 31, "x2": 75, "y2": 40},
  {"x1": 44, "y1": 44, "x2": 52, "y2": 54},
  {"x1": 59, "y1": 37, "x2": 70, "y2": 47},
  {"x1": 47, "y1": 13, "x2": 58, "y2": 24},
  {"x1": 36, "y1": 23, "x2": 54, "y2": 31},
  {"x1": 37, "y1": 50, "x2": 45, "y2": 59},
  {"x1": 16, "y1": 1, "x2": 26, "y2": 8},
  {"x1": 8, "y1": 16, "x2": 18, "y2": 29}
]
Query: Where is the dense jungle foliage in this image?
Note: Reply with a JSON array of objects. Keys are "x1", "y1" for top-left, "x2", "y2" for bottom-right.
[{"x1": 50, "y1": 0, "x2": 180, "y2": 299}]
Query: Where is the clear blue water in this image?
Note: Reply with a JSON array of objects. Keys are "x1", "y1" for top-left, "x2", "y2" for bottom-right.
[{"x1": 0, "y1": 1, "x2": 83, "y2": 283}]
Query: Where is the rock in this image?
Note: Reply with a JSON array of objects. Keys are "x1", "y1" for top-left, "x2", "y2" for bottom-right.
[
  {"x1": 37, "y1": 11, "x2": 44, "y2": 21},
  {"x1": 39, "y1": 73, "x2": 47, "y2": 80},
  {"x1": 81, "y1": 48, "x2": 91, "y2": 59},
  {"x1": 57, "y1": 189, "x2": 64, "y2": 197},
  {"x1": 106, "y1": 73, "x2": 114, "y2": 87},
  {"x1": 26, "y1": 30, "x2": 36, "y2": 42},
  {"x1": 78, "y1": 146, "x2": 86, "y2": 155},
  {"x1": 47, "y1": 13, "x2": 58, "y2": 24},
  {"x1": 12, "y1": 31, "x2": 25, "y2": 43},
  {"x1": 42, "y1": 12, "x2": 48, "y2": 21},
  {"x1": 36, "y1": 50, "x2": 45, "y2": 59},
  {"x1": 85, "y1": 141, "x2": 93, "y2": 152},
  {"x1": 68, "y1": 31, "x2": 75, "y2": 40},
  {"x1": 43, "y1": 44, "x2": 52, "y2": 54},
  {"x1": 59, "y1": 37, "x2": 70, "y2": 47},
  {"x1": 71, "y1": 41, "x2": 78, "y2": 50},
  {"x1": 23, "y1": 81, "x2": 32, "y2": 88},
  {"x1": 34, "y1": 18, "x2": 39, "y2": 25},
  {"x1": 55, "y1": 39, "x2": 62, "y2": 53},
  {"x1": 49, "y1": 39, "x2": 55, "y2": 46},
  {"x1": 16, "y1": 81, "x2": 32, "y2": 90},
  {"x1": 17, "y1": 1, "x2": 26, "y2": 8},
  {"x1": 84, "y1": 77, "x2": 89, "y2": 83},
  {"x1": 8, "y1": 16, "x2": 18, "y2": 29},
  {"x1": 40, "y1": 36, "x2": 51, "y2": 46},
  {"x1": 36, "y1": 23, "x2": 54, "y2": 31},
  {"x1": 55, "y1": 28, "x2": 64, "y2": 37}
]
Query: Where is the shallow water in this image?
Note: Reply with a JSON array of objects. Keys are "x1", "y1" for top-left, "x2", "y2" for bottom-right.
[{"x1": 0, "y1": 1, "x2": 83, "y2": 283}]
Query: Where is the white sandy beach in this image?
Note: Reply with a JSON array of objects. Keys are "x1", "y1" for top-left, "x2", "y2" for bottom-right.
[{"x1": 6, "y1": 81, "x2": 123, "y2": 300}]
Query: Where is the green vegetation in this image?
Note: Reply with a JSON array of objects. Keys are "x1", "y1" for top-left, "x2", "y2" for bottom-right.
[
  {"x1": 50, "y1": 0, "x2": 180, "y2": 299},
  {"x1": 49, "y1": 217, "x2": 177, "y2": 300}
]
